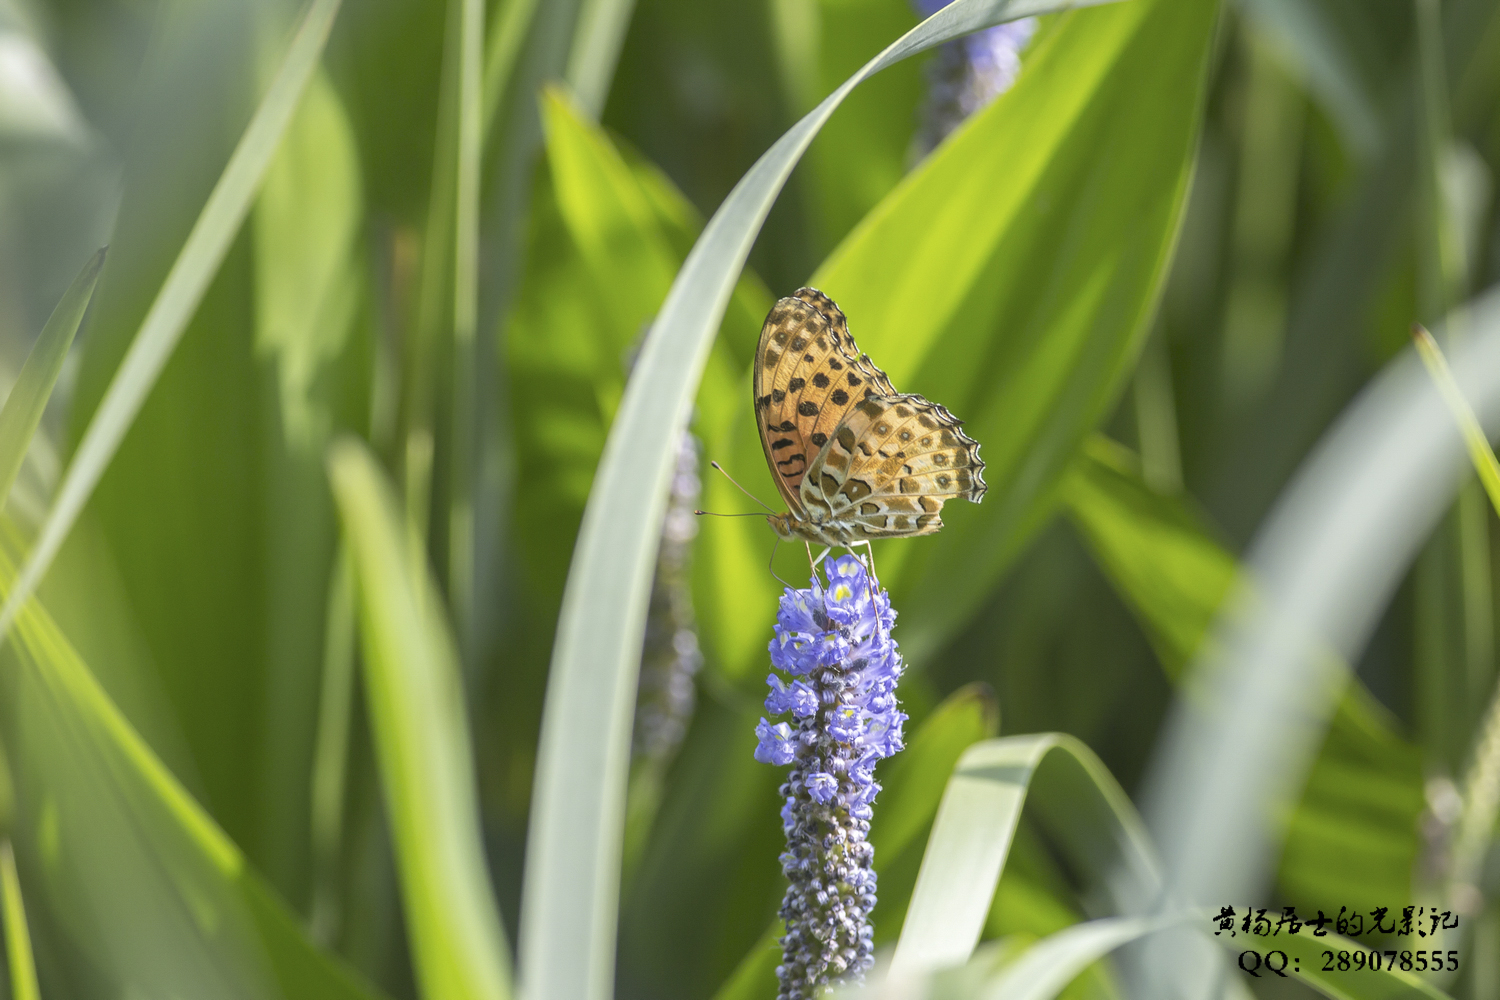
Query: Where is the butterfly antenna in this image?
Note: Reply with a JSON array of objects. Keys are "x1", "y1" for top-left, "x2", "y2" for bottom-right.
[
  {"x1": 769, "y1": 536, "x2": 792, "y2": 589},
  {"x1": 709, "y1": 460, "x2": 777, "y2": 514}
]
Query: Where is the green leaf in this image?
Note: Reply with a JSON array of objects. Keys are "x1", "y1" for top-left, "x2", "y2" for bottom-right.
[
  {"x1": 521, "y1": 2, "x2": 1124, "y2": 992},
  {"x1": 1062, "y1": 436, "x2": 1424, "y2": 917},
  {"x1": 703, "y1": 0, "x2": 1219, "y2": 680},
  {"x1": 0, "y1": 841, "x2": 38, "y2": 1000},
  {"x1": 328, "y1": 439, "x2": 511, "y2": 1000},
  {"x1": 0, "y1": 519, "x2": 378, "y2": 999},
  {"x1": 823, "y1": 0, "x2": 1217, "y2": 660},
  {"x1": 892, "y1": 734, "x2": 1159, "y2": 977},
  {"x1": 1058, "y1": 436, "x2": 1233, "y2": 679},
  {"x1": 0, "y1": 0, "x2": 344, "y2": 669},
  {"x1": 0, "y1": 248, "x2": 104, "y2": 513}
]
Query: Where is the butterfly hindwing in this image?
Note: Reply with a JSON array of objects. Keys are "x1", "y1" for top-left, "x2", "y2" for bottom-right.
[
  {"x1": 754, "y1": 288, "x2": 895, "y2": 512},
  {"x1": 801, "y1": 393, "x2": 986, "y2": 538}
]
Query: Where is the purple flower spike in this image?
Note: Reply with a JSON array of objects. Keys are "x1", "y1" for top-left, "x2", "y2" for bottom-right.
[{"x1": 753, "y1": 553, "x2": 907, "y2": 998}]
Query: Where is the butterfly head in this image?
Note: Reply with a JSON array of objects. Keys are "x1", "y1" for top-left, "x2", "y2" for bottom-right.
[{"x1": 767, "y1": 512, "x2": 798, "y2": 540}]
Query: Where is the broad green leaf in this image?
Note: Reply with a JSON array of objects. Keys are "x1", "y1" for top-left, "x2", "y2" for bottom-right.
[
  {"x1": 521, "y1": 3, "x2": 1122, "y2": 994},
  {"x1": 1, "y1": 841, "x2": 38, "y2": 1000},
  {"x1": 328, "y1": 439, "x2": 511, "y2": 1000},
  {"x1": 824, "y1": 0, "x2": 1216, "y2": 660},
  {"x1": 0, "y1": 520, "x2": 378, "y2": 999},
  {"x1": 534, "y1": 89, "x2": 772, "y2": 693},
  {"x1": 0, "y1": 0, "x2": 345, "y2": 836},
  {"x1": 1059, "y1": 437, "x2": 1234, "y2": 678},
  {"x1": 704, "y1": 0, "x2": 1218, "y2": 680},
  {"x1": 1062, "y1": 436, "x2": 1424, "y2": 917},
  {"x1": 892, "y1": 734, "x2": 1159, "y2": 976},
  {"x1": 0, "y1": 248, "x2": 104, "y2": 512},
  {"x1": 797, "y1": 0, "x2": 923, "y2": 258}
]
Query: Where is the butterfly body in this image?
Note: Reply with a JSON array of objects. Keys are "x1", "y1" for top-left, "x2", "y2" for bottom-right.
[{"x1": 755, "y1": 288, "x2": 985, "y2": 547}]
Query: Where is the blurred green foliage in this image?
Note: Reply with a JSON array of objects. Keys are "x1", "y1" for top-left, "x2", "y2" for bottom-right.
[{"x1": 3, "y1": 0, "x2": 1500, "y2": 996}]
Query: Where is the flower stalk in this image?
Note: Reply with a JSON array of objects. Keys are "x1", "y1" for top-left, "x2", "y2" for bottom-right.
[{"x1": 755, "y1": 555, "x2": 907, "y2": 998}]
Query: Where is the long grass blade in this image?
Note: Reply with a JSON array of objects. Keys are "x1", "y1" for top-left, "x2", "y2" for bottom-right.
[
  {"x1": 328, "y1": 439, "x2": 511, "y2": 1000},
  {"x1": 565, "y1": 0, "x2": 637, "y2": 117},
  {"x1": 0, "y1": 0, "x2": 343, "y2": 646},
  {"x1": 0, "y1": 248, "x2": 105, "y2": 512},
  {"x1": 449, "y1": 0, "x2": 485, "y2": 647},
  {"x1": 518, "y1": 3, "x2": 1119, "y2": 998},
  {"x1": 891, "y1": 734, "x2": 1159, "y2": 977},
  {"x1": 0, "y1": 841, "x2": 39, "y2": 1000}
]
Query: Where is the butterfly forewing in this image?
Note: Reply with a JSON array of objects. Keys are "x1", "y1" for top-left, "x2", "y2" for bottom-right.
[{"x1": 754, "y1": 288, "x2": 895, "y2": 512}]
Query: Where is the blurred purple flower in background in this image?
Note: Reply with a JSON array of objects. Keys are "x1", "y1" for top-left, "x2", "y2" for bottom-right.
[
  {"x1": 912, "y1": 0, "x2": 1036, "y2": 154},
  {"x1": 755, "y1": 554, "x2": 907, "y2": 998}
]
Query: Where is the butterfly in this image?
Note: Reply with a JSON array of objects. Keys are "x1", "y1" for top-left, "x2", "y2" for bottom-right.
[{"x1": 754, "y1": 287, "x2": 985, "y2": 549}]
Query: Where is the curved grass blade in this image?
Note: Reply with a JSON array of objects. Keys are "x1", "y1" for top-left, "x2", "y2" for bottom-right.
[
  {"x1": 518, "y1": 3, "x2": 1119, "y2": 998},
  {"x1": 891, "y1": 734, "x2": 1159, "y2": 977},
  {"x1": 328, "y1": 440, "x2": 511, "y2": 1000},
  {"x1": 0, "y1": 841, "x2": 39, "y2": 1000},
  {"x1": 0, "y1": 248, "x2": 105, "y2": 512},
  {"x1": 0, "y1": 0, "x2": 342, "y2": 647},
  {"x1": 976, "y1": 914, "x2": 1185, "y2": 1000}
]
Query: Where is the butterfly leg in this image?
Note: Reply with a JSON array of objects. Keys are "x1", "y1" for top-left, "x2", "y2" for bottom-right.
[{"x1": 855, "y1": 539, "x2": 879, "y2": 604}]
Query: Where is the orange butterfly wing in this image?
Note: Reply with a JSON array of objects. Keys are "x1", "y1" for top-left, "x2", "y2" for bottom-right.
[{"x1": 753, "y1": 288, "x2": 896, "y2": 513}]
